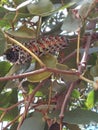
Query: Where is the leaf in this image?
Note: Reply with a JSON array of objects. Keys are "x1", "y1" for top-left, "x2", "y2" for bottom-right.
[
  {"x1": 0, "y1": 89, "x2": 18, "y2": 121},
  {"x1": 56, "y1": 63, "x2": 78, "y2": 82},
  {"x1": 66, "y1": 124, "x2": 81, "y2": 130},
  {"x1": 0, "y1": 61, "x2": 11, "y2": 76},
  {"x1": 0, "y1": 61, "x2": 11, "y2": 92},
  {"x1": 6, "y1": 63, "x2": 30, "y2": 76},
  {"x1": 63, "y1": 109, "x2": 98, "y2": 124},
  {"x1": 1, "y1": 107, "x2": 18, "y2": 121},
  {"x1": 61, "y1": 69, "x2": 79, "y2": 82},
  {"x1": 0, "y1": 19, "x2": 10, "y2": 28},
  {"x1": 78, "y1": 0, "x2": 95, "y2": 19},
  {"x1": 28, "y1": 54, "x2": 57, "y2": 82},
  {"x1": 44, "y1": 123, "x2": 48, "y2": 130},
  {"x1": 36, "y1": 104, "x2": 56, "y2": 111},
  {"x1": 20, "y1": 111, "x2": 45, "y2": 130},
  {"x1": 3, "y1": 12, "x2": 33, "y2": 23},
  {"x1": 37, "y1": 79, "x2": 51, "y2": 96},
  {"x1": 10, "y1": 123, "x2": 18, "y2": 130},
  {"x1": 94, "y1": 90, "x2": 98, "y2": 103},
  {"x1": 6, "y1": 25, "x2": 36, "y2": 39},
  {"x1": 13, "y1": 0, "x2": 27, "y2": 5},
  {"x1": 13, "y1": 0, "x2": 30, "y2": 13},
  {"x1": 48, "y1": 108, "x2": 98, "y2": 125},
  {"x1": 61, "y1": 11, "x2": 82, "y2": 32},
  {"x1": 52, "y1": 80, "x2": 66, "y2": 94},
  {"x1": 0, "y1": 7, "x2": 7, "y2": 19},
  {"x1": 56, "y1": 63, "x2": 69, "y2": 70},
  {"x1": 4, "y1": 80, "x2": 19, "y2": 89},
  {"x1": 90, "y1": 65, "x2": 98, "y2": 77},
  {"x1": 27, "y1": 0, "x2": 55, "y2": 16},
  {"x1": 85, "y1": 90, "x2": 94, "y2": 109},
  {"x1": 71, "y1": 89, "x2": 80, "y2": 99},
  {"x1": 35, "y1": 91, "x2": 43, "y2": 97},
  {"x1": 0, "y1": 30, "x2": 6, "y2": 55}
]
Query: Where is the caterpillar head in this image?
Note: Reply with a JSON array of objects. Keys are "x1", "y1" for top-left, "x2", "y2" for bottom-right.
[
  {"x1": 5, "y1": 47, "x2": 19, "y2": 63},
  {"x1": 4, "y1": 46, "x2": 32, "y2": 64}
]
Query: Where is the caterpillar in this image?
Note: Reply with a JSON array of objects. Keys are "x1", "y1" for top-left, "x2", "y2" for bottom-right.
[{"x1": 5, "y1": 35, "x2": 68, "y2": 64}]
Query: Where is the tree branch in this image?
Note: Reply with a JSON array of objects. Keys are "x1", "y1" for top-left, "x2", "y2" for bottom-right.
[{"x1": 0, "y1": 67, "x2": 79, "y2": 82}]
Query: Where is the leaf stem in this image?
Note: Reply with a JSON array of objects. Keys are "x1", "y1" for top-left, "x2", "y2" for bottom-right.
[
  {"x1": 79, "y1": 75, "x2": 94, "y2": 84},
  {"x1": 77, "y1": 30, "x2": 80, "y2": 64}
]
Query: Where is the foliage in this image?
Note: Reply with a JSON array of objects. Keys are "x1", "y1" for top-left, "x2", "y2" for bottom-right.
[{"x1": 0, "y1": 0, "x2": 98, "y2": 130}]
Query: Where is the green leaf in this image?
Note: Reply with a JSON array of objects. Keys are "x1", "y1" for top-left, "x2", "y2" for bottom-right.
[
  {"x1": 66, "y1": 124, "x2": 81, "y2": 130},
  {"x1": 0, "y1": 60, "x2": 12, "y2": 97},
  {"x1": 56, "y1": 63, "x2": 78, "y2": 82},
  {"x1": 0, "y1": 89, "x2": 18, "y2": 107},
  {"x1": 63, "y1": 109, "x2": 98, "y2": 124},
  {"x1": 94, "y1": 90, "x2": 98, "y2": 103},
  {"x1": 28, "y1": 71, "x2": 51, "y2": 83},
  {"x1": 35, "y1": 91, "x2": 43, "y2": 97},
  {"x1": 0, "y1": 7, "x2": 7, "y2": 19},
  {"x1": 44, "y1": 122, "x2": 48, "y2": 130},
  {"x1": 0, "y1": 91, "x2": 11, "y2": 108},
  {"x1": 27, "y1": 0, "x2": 55, "y2": 16},
  {"x1": 6, "y1": 63, "x2": 30, "y2": 76},
  {"x1": 2, "y1": 107, "x2": 18, "y2": 121},
  {"x1": 36, "y1": 104, "x2": 56, "y2": 111},
  {"x1": 52, "y1": 81, "x2": 66, "y2": 94},
  {"x1": 0, "y1": 19, "x2": 10, "y2": 28},
  {"x1": 71, "y1": 89, "x2": 80, "y2": 99},
  {"x1": 13, "y1": 0, "x2": 26, "y2": 5},
  {"x1": 0, "y1": 61, "x2": 11, "y2": 76},
  {"x1": 20, "y1": 111, "x2": 45, "y2": 130},
  {"x1": 61, "y1": 69, "x2": 79, "y2": 82},
  {"x1": 78, "y1": 0, "x2": 95, "y2": 19},
  {"x1": 28, "y1": 54, "x2": 57, "y2": 82},
  {"x1": 56, "y1": 63, "x2": 69, "y2": 70},
  {"x1": 0, "y1": 89, "x2": 18, "y2": 121},
  {"x1": 61, "y1": 11, "x2": 82, "y2": 32},
  {"x1": 3, "y1": 12, "x2": 33, "y2": 23},
  {"x1": 90, "y1": 65, "x2": 98, "y2": 77},
  {"x1": 48, "y1": 108, "x2": 98, "y2": 124},
  {"x1": 85, "y1": 90, "x2": 94, "y2": 109},
  {"x1": 6, "y1": 25, "x2": 36, "y2": 39},
  {"x1": 0, "y1": 30, "x2": 6, "y2": 55}
]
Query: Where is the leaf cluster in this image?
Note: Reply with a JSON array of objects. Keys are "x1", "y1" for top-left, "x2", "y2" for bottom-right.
[{"x1": 0, "y1": 0, "x2": 98, "y2": 130}]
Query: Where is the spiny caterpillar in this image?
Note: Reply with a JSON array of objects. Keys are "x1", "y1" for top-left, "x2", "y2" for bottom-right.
[{"x1": 5, "y1": 35, "x2": 68, "y2": 64}]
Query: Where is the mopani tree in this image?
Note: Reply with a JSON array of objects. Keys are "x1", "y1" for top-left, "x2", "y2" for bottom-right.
[{"x1": 0, "y1": 0, "x2": 98, "y2": 130}]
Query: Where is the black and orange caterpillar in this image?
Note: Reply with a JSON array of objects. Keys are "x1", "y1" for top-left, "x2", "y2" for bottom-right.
[{"x1": 5, "y1": 35, "x2": 68, "y2": 64}]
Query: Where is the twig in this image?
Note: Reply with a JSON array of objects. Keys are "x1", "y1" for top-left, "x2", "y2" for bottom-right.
[
  {"x1": 3, "y1": 114, "x2": 22, "y2": 130},
  {"x1": 77, "y1": 31, "x2": 80, "y2": 65},
  {"x1": 79, "y1": 75, "x2": 94, "y2": 84},
  {"x1": 60, "y1": 50, "x2": 76, "y2": 64},
  {"x1": 78, "y1": 33, "x2": 92, "y2": 72},
  {"x1": 0, "y1": 67, "x2": 79, "y2": 82},
  {"x1": 0, "y1": 111, "x2": 7, "y2": 122},
  {"x1": 59, "y1": 31, "x2": 93, "y2": 127},
  {"x1": 17, "y1": 80, "x2": 47, "y2": 130},
  {"x1": 59, "y1": 82, "x2": 77, "y2": 127},
  {"x1": 0, "y1": 100, "x2": 24, "y2": 112}
]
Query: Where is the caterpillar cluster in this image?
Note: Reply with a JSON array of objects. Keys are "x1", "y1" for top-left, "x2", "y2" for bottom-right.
[{"x1": 5, "y1": 35, "x2": 68, "y2": 64}]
